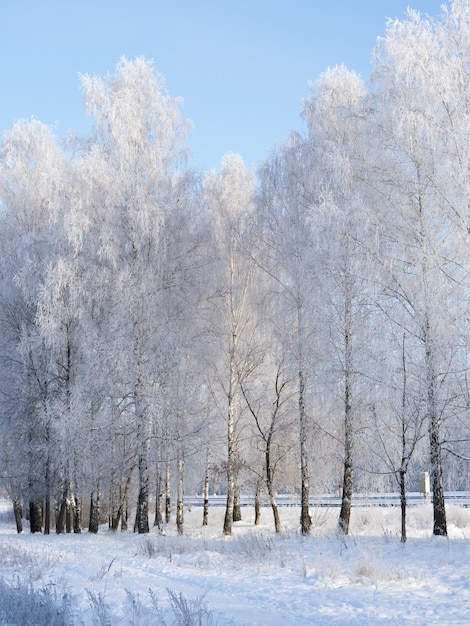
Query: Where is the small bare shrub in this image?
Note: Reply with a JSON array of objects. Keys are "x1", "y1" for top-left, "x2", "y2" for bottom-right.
[
  {"x1": 230, "y1": 532, "x2": 274, "y2": 560},
  {"x1": 124, "y1": 589, "x2": 145, "y2": 626},
  {"x1": 353, "y1": 547, "x2": 401, "y2": 583},
  {"x1": 149, "y1": 588, "x2": 223, "y2": 626},
  {"x1": 410, "y1": 503, "x2": 433, "y2": 530},
  {"x1": 310, "y1": 506, "x2": 333, "y2": 529},
  {"x1": 141, "y1": 537, "x2": 159, "y2": 558},
  {"x1": 447, "y1": 506, "x2": 470, "y2": 530},
  {"x1": 355, "y1": 558, "x2": 373, "y2": 578},
  {"x1": 168, "y1": 589, "x2": 216, "y2": 626},
  {"x1": 87, "y1": 589, "x2": 112, "y2": 626}
]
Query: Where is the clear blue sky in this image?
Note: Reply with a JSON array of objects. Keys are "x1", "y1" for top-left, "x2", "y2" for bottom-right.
[{"x1": 1, "y1": 1, "x2": 445, "y2": 171}]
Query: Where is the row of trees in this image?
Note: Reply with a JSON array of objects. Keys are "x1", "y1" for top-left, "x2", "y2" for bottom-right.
[{"x1": 0, "y1": 1, "x2": 469, "y2": 541}]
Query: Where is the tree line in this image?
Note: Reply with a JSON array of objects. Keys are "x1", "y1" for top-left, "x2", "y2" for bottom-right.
[{"x1": 0, "y1": 1, "x2": 469, "y2": 542}]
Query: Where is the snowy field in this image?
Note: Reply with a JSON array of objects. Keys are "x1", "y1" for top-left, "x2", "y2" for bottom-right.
[{"x1": 0, "y1": 500, "x2": 469, "y2": 625}]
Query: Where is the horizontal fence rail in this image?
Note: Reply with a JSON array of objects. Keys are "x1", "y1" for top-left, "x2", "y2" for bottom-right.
[{"x1": 184, "y1": 492, "x2": 470, "y2": 508}]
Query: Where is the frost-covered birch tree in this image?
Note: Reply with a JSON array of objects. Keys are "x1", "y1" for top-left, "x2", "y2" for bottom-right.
[
  {"x1": 302, "y1": 66, "x2": 374, "y2": 534},
  {"x1": 68, "y1": 57, "x2": 192, "y2": 533},
  {"x1": 257, "y1": 136, "x2": 320, "y2": 535},
  {"x1": 372, "y1": 4, "x2": 470, "y2": 535},
  {"x1": 203, "y1": 153, "x2": 256, "y2": 535},
  {"x1": 0, "y1": 119, "x2": 66, "y2": 533}
]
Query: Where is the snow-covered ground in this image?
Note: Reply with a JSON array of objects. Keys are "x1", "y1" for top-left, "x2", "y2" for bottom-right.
[{"x1": 0, "y1": 500, "x2": 469, "y2": 625}]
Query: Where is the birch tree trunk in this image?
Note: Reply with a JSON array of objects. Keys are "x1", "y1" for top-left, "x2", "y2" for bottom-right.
[
  {"x1": 265, "y1": 398, "x2": 281, "y2": 533},
  {"x1": 110, "y1": 473, "x2": 132, "y2": 531},
  {"x1": 44, "y1": 497, "x2": 51, "y2": 535},
  {"x1": 154, "y1": 465, "x2": 163, "y2": 529},
  {"x1": 88, "y1": 489, "x2": 100, "y2": 534},
  {"x1": 202, "y1": 450, "x2": 210, "y2": 527},
  {"x1": 134, "y1": 335, "x2": 151, "y2": 535},
  {"x1": 56, "y1": 485, "x2": 69, "y2": 534},
  {"x1": 254, "y1": 480, "x2": 261, "y2": 526},
  {"x1": 339, "y1": 278, "x2": 354, "y2": 535},
  {"x1": 297, "y1": 299, "x2": 311, "y2": 536},
  {"x1": 400, "y1": 334, "x2": 408, "y2": 544},
  {"x1": 298, "y1": 366, "x2": 312, "y2": 536},
  {"x1": 266, "y1": 453, "x2": 281, "y2": 534},
  {"x1": 73, "y1": 494, "x2": 81, "y2": 533},
  {"x1": 223, "y1": 332, "x2": 238, "y2": 536},
  {"x1": 13, "y1": 497, "x2": 23, "y2": 534},
  {"x1": 135, "y1": 448, "x2": 150, "y2": 534},
  {"x1": 425, "y1": 321, "x2": 447, "y2": 536},
  {"x1": 121, "y1": 499, "x2": 128, "y2": 532},
  {"x1": 420, "y1": 192, "x2": 447, "y2": 536},
  {"x1": 233, "y1": 482, "x2": 242, "y2": 522},
  {"x1": 44, "y1": 457, "x2": 51, "y2": 534},
  {"x1": 165, "y1": 461, "x2": 171, "y2": 524},
  {"x1": 176, "y1": 453, "x2": 184, "y2": 535},
  {"x1": 29, "y1": 500, "x2": 43, "y2": 534},
  {"x1": 400, "y1": 468, "x2": 407, "y2": 544}
]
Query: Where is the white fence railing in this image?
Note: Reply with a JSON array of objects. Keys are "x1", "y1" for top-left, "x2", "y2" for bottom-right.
[{"x1": 184, "y1": 492, "x2": 470, "y2": 508}]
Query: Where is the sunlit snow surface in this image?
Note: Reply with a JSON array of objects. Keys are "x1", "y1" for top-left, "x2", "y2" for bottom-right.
[{"x1": 0, "y1": 500, "x2": 469, "y2": 625}]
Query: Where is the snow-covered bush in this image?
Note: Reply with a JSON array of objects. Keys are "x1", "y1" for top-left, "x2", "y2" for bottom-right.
[{"x1": 0, "y1": 578, "x2": 73, "y2": 625}]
